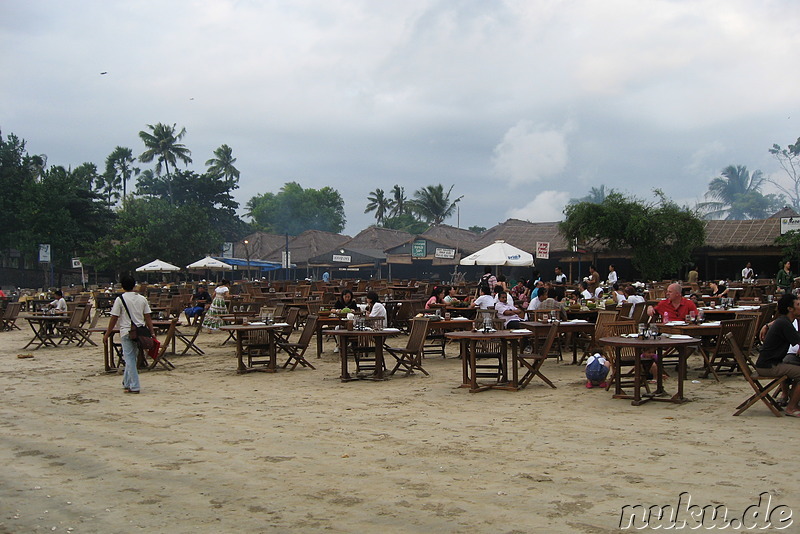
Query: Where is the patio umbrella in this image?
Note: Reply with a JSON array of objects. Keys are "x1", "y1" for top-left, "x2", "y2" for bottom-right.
[
  {"x1": 135, "y1": 259, "x2": 181, "y2": 273},
  {"x1": 186, "y1": 256, "x2": 233, "y2": 271},
  {"x1": 459, "y1": 240, "x2": 534, "y2": 267}
]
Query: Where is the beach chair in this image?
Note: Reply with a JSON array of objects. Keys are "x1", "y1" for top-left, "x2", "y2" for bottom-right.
[
  {"x1": 1, "y1": 302, "x2": 22, "y2": 331},
  {"x1": 149, "y1": 317, "x2": 179, "y2": 371},
  {"x1": 386, "y1": 318, "x2": 430, "y2": 376},
  {"x1": 278, "y1": 315, "x2": 317, "y2": 370},
  {"x1": 728, "y1": 332, "x2": 787, "y2": 417},
  {"x1": 702, "y1": 318, "x2": 751, "y2": 379},
  {"x1": 517, "y1": 323, "x2": 557, "y2": 389}
]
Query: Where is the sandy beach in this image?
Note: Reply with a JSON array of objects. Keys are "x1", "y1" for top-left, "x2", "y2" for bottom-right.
[{"x1": 1, "y1": 319, "x2": 798, "y2": 533}]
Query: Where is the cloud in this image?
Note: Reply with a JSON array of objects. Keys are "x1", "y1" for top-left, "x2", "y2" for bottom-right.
[
  {"x1": 685, "y1": 141, "x2": 726, "y2": 179},
  {"x1": 491, "y1": 120, "x2": 572, "y2": 186},
  {"x1": 507, "y1": 190, "x2": 571, "y2": 223}
]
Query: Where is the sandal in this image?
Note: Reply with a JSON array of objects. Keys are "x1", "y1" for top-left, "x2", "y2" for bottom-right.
[{"x1": 784, "y1": 409, "x2": 800, "y2": 418}]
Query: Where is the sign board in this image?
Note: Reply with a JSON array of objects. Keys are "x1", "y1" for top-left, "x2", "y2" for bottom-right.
[
  {"x1": 71, "y1": 257, "x2": 82, "y2": 268},
  {"x1": 411, "y1": 240, "x2": 427, "y2": 258},
  {"x1": 781, "y1": 217, "x2": 800, "y2": 235},
  {"x1": 222, "y1": 242, "x2": 234, "y2": 258},
  {"x1": 536, "y1": 242, "x2": 550, "y2": 260},
  {"x1": 434, "y1": 247, "x2": 455, "y2": 259},
  {"x1": 39, "y1": 244, "x2": 51, "y2": 263},
  {"x1": 281, "y1": 251, "x2": 291, "y2": 269},
  {"x1": 332, "y1": 254, "x2": 351, "y2": 263}
]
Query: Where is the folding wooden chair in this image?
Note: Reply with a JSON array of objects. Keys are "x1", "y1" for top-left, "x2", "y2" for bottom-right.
[
  {"x1": 351, "y1": 317, "x2": 387, "y2": 373},
  {"x1": 57, "y1": 304, "x2": 96, "y2": 346},
  {"x1": 273, "y1": 308, "x2": 300, "y2": 346},
  {"x1": 0, "y1": 302, "x2": 22, "y2": 331},
  {"x1": 702, "y1": 318, "x2": 751, "y2": 379},
  {"x1": 149, "y1": 317, "x2": 179, "y2": 371},
  {"x1": 175, "y1": 319, "x2": 205, "y2": 356},
  {"x1": 278, "y1": 315, "x2": 318, "y2": 370},
  {"x1": 604, "y1": 321, "x2": 653, "y2": 395},
  {"x1": 728, "y1": 332, "x2": 787, "y2": 417},
  {"x1": 386, "y1": 318, "x2": 430, "y2": 376},
  {"x1": 517, "y1": 323, "x2": 557, "y2": 389},
  {"x1": 579, "y1": 310, "x2": 619, "y2": 364}
]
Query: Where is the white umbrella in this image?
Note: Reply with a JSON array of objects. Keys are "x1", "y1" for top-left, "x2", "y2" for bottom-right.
[
  {"x1": 186, "y1": 256, "x2": 232, "y2": 271},
  {"x1": 135, "y1": 259, "x2": 181, "y2": 273},
  {"x1": 459, "y1": 240, "x2": 534, "y2": 267}
]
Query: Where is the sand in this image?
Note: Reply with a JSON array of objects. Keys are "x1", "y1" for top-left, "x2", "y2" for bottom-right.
[{"x1": 1, "y1": 317, "x2": 798, "y2": 533}]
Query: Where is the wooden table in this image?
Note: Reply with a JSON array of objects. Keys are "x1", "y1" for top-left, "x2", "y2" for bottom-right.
[
  {"x1": 445, "y1": 330, "x2": 529, "y2": 393},
  {"x1": 696, "y1": 306, "x2": 760, "y2": 321},
  {"x1": 315, "y1": 315, "x2": 349, "y2": 357},
  {"x1": 90, "y1": 319, "x2": 178, "y2": 373},
  {"x1": 425, "y1": 318, "x2": 475, "y2": 357},
  {"x1": 21, "y1": 314, "x2": 69, "y2": 349},
  {"x1": 219, "y1": 324, "x2": 284, "y2": 373},
  {"x1": 599, "y1": 335, "x2": 700, "y2": 405},
  {"x1": 520, "y1": 320, "x2": 594, "y2": 364},
  {"x1": 658, "y1": 321, "x2": 723, "y2": 380},
  {"x1": 329, "y1": 329, "x2": 394, "y2": 381}
]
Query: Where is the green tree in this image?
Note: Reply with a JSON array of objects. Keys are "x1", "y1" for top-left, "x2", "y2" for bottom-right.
[
  {"x1": 0, "y1": 131, "x2": 37, "y2": 251},
  {"x1": 768, "y1": 136, "x2": 800, "y2": 211},
  {"x1": 569, "y1": 185, "x2": 615, "y2": 205},
  {"x1": 105, "y1": 146, "x2": 139, "y2": 199},
  {"x1": 390, "y1": 185, "x2": 407, "y2": 217},
  {"x1": 408, "y1": 184, "x2": 462, "y2": 225},
  {"x1": 560, "y1": 190, "x2": 705, "y2": 280},
  {"x1": 468, "y1": 225, "x2": 487, "y2": 233},
  {"x1": 138, "y1": 123, "x2": 193, "y2": 204},
  {"x1": 698, "y1": 165, "x2": 782, "y2": 219},
  {"x1": 382, "y1": 213, "x2": 429, "y2": 235},
  {"x1": 205, "y1": 144, "x2": 240, "y2": 184},
  {"x1": 246, "y1": 182, "x2": 346, "y2": 235},
  {"x1": 364, "y1": 188, "x2": 393, "y2": 225}
]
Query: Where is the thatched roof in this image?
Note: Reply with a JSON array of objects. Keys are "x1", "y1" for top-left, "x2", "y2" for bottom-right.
[
  {"x1": 237, "y1": 232, "x2": 287, "y2": 260},
  {"x1": 341, "y1": 226, "x2": 413, "y2": 252},
  {"x1": 476, "y1": 219, "x2": 571, "y2": 253},
  {"x1": 768, "y1": 206, "x2": 799, "y2": 219},
  {"x1": 263, "y1": 230, "x2": 351, "y2": 264},
  {"x1": 421, "y1": 224, "x2": 482, "y2": 253},
  {"x1": 702, "y1": 219, "x2": 781, "y2": 249}
]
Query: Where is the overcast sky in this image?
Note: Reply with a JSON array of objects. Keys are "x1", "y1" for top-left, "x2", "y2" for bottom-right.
[{"x1": 2, "y1": 0, "x2": 799, "y2": 235}]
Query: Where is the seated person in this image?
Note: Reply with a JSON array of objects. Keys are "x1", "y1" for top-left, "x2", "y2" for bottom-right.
[
  {"x1": 527, "y1": 287, "x2": 557, "y2": 311},
  {"x1": 585, "y1": 352, "x2": 611, "y2": 389},
  {"x1": 425, "y1": 286, "x2": 445, "y2": 310},
  {"x1": 708, "y1": 280, "x2": 729, "y2": 298},
  {"x1": 611, "y1": 283, "x2": 627, "y2": 305},
  {"x1": 625, "y1": 286, "x2": 646, "y2": 305},
  {"x1": 757, "y1": 293, "x2": 800, "y2": 417},
  {"x1": 47, "y1": 290, "x2": 68, "y2": 314},
  {"x1": 184, "y1": 284, "x2": 212, "y2": 319},
  {"x1": 365, "y1": 291, "x2": 387, "y2": 321},
  {"x1": 471, "y1": 286, "x2": 494, "y2": 310},
  {"x1": 443, "y1": 286, "x2": 467, "y2": 305},
  {"x1": 579, "y1": 281, "x2": 593, "y2": 301},
  {"x1": 510, "y1": 280, "x2": 529, "y2": 308},
  {"x1": 332, "y1": 289, "x2": 356, "y2": 312},
  {"x1": 495, "y1": 291, "x2": 524, "y2": 329},
  {"x1": 647, "y1": 283, "x2": 697, "y2": 324}
]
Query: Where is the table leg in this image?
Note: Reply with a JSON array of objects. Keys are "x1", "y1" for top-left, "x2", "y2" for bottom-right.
[
  {"x1": 469, "y1": 340, "x2": 479, "y2": 391},
  {"x1": 316, "y1": 325, "x2": 323, "y2": 358},
  {"x1": 269, "y1": 330, "x2": 277, "y2": 371},
  {"x1": 373, "y1": 337, "x2": 386, "y2": 380},
  {"x1": 460, "y1": 339, "x2": 470, "y2": 388},
  {"x1": 340, "y1": 335, "x2": 352, "y2": 381},
  {"x1": 103, "y1": 337, "x2": 111, "y2": 373},
  {"x1": 614, "y1": 348, "x2": 623, "y2": 397},
  {"x1": 510, "y1": 339, "x2": 519, "y2": 389},
  {"x1": 236, "y1": 332, "x2": 248, "y2": 373},
  {"x1": 499, "y1": 339, "x2": 509, "y2": 384}
]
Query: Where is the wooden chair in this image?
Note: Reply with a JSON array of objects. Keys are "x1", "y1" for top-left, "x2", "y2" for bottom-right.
[
  {"x1": 277, "y1": 315, "x2": 318, "y2": 370},
  {"x1": 273, "y1": 308, "x2": 300, "y2": 347},
  {"x1": 351, "y1": 317, "x2": 388, "y2": 375},
  {"x1": 728, "y1": 332, "x2": 787, "y2": 417},
  {"x1": 149, "y1": 317, "x2": 179, "y2": 371},
  {"x1": 175, "y1": 319, "x2": 205, "y2": 356},
  {"x1": 630, "y1": 302, "x2": 648, "y2": 324},
  {"x1": 579, "y1": 310, "x2": 619, "y2": 364},
  {"x1": 57, "y1": 304, "x2": 96, "y2": 346},
  {"x1": 244, "y1": 328, "x2": 275, "y2": 369},
  {"x1": 734, "y1": 310, "x2": 761, "y2": 364},
  {"x1": 386, "y1": 318, "x2": 431, "y2": 376},
  {"x1": 604, "y1": 321, "x2": 654, "y2": 395},
  {"x1": 0, "y1": 302, "x2": 21, "y2": 331},
  {"x1": 517, "y1": 323, "x2": 558, "y2": 389},
  {"x1": 702, "y1": 318, "x2": 752, "y2": 378},
  {"x1": 617, "y1": 302, "x2": 633, "y2": 319}
]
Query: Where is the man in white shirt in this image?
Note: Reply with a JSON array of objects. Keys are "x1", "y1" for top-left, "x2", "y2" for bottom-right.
[
  {"x1": 742, "y1": 262, "x2": 754, "y2": 282},
  {"x1": 105, "y1": 275, "x2": 155, "y2": 394},
  {"x1": 607, "y1": 265, "x2": 618, "y2": 286},
  {"x1": 495, "y1": 291, "x2": 523, "y2": 329},
  {"x1": 471, "y1": 286, "x2": 495, "y2": 310},
  {"x1": 48, "y1": 290, "x2": 68, "y2": 314}
]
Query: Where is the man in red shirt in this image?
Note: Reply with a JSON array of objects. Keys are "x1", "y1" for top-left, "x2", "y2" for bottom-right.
[{"x1": 647, "y1": 283, "x2": 697, "y2": 323}]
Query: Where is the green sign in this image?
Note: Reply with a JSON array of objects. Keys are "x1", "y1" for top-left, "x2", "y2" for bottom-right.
[{"x1": 411, "y1": 240, "x2": 427, "y2": 258}]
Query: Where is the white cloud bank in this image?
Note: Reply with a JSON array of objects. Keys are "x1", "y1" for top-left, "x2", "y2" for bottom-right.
[
  {"x1": 507, "y1": 190, "x2": 571, "y2": 223},
  {"x1": 491, "y1": 120, "x2": 572, "y2": 186}
]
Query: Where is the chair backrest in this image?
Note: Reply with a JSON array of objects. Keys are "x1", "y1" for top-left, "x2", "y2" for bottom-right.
[
  {"x1": 3, "y1": 301, "x2": 21, "y2": 320},
  {"x1": 649, "y1": 288, "x2": 665, "y2": 300},
  {"x1": 296, "y1": 315, "x2": 318, "y2": 347},
  {"x1": 630, "y1": 302, "x2": 648, "y2": 323},
  {"x1": 594, "y1": 310, "x2": 620, "y2": 339},
  {"x1": 537, "y1": 323, "x2": 559, "y2": 359},
  {"x1": 473, "y1": 308, "x2": 495, "y2": 329},
  {"x1": 726, "y1": 332, "x2": 758, "y2": 384},
  {"x1": 284, "y1": 307, "x2": 300, "y2": 333},
  {"x1": 155, "y1": 317, "x2": 180, "y2": 358},
  {"x1": 405, "y1": 318, "x2": 431, "y2": 352},
  {"x1": 617, "y1": 302, "x2": 633, "y2": 318},
  {"x1": 714, "y1": 318, "x2": 752, "y2": 357},
  {"x1": 273, "y1": 302, "x2": 286, "y2": 318},
  {"x1": 734, "y1": 311, "x2": 760, "y2": 352},
  {"x1": 68, "y1": 306, "x2": 86, "y2": 328},
  {"x1": 606, "y1": 321, "x2": 638, "y2": 360}
]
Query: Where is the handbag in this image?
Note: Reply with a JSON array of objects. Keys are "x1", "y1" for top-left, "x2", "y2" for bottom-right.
[{"x1": 120, "y1": 294, "x2": 154, "y2": 350}]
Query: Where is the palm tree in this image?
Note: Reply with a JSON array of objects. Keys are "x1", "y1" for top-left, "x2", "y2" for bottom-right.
[
  {"x1": 569, "y1": 185, "x2": 615, "y2": 205},
  {"x1": 138, "y1": 123, "x2": 193, "y2": 204},
  {"x1": 698, "y1": 165, "x2": 776, "y2": 220},
  {"x1": 390, "y1": 184, "x2": 407, "y2": 217},
  {"x1": 364, "y1": 188, "x2": 393, "y2": 225},
  {"x1": 408, "y1": 184, "x2": 463, "y2": 225},
  {"x1": 105, "y1": 146, "x2": 139, "y2": 199},
  {"x1": 205, "y1": 144, "x2": 240, "y2": 184}
]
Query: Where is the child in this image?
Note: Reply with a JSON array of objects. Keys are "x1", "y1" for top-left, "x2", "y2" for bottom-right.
[{"x1": 585, "y1": 352, "x2": 611, "y2": 388}]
